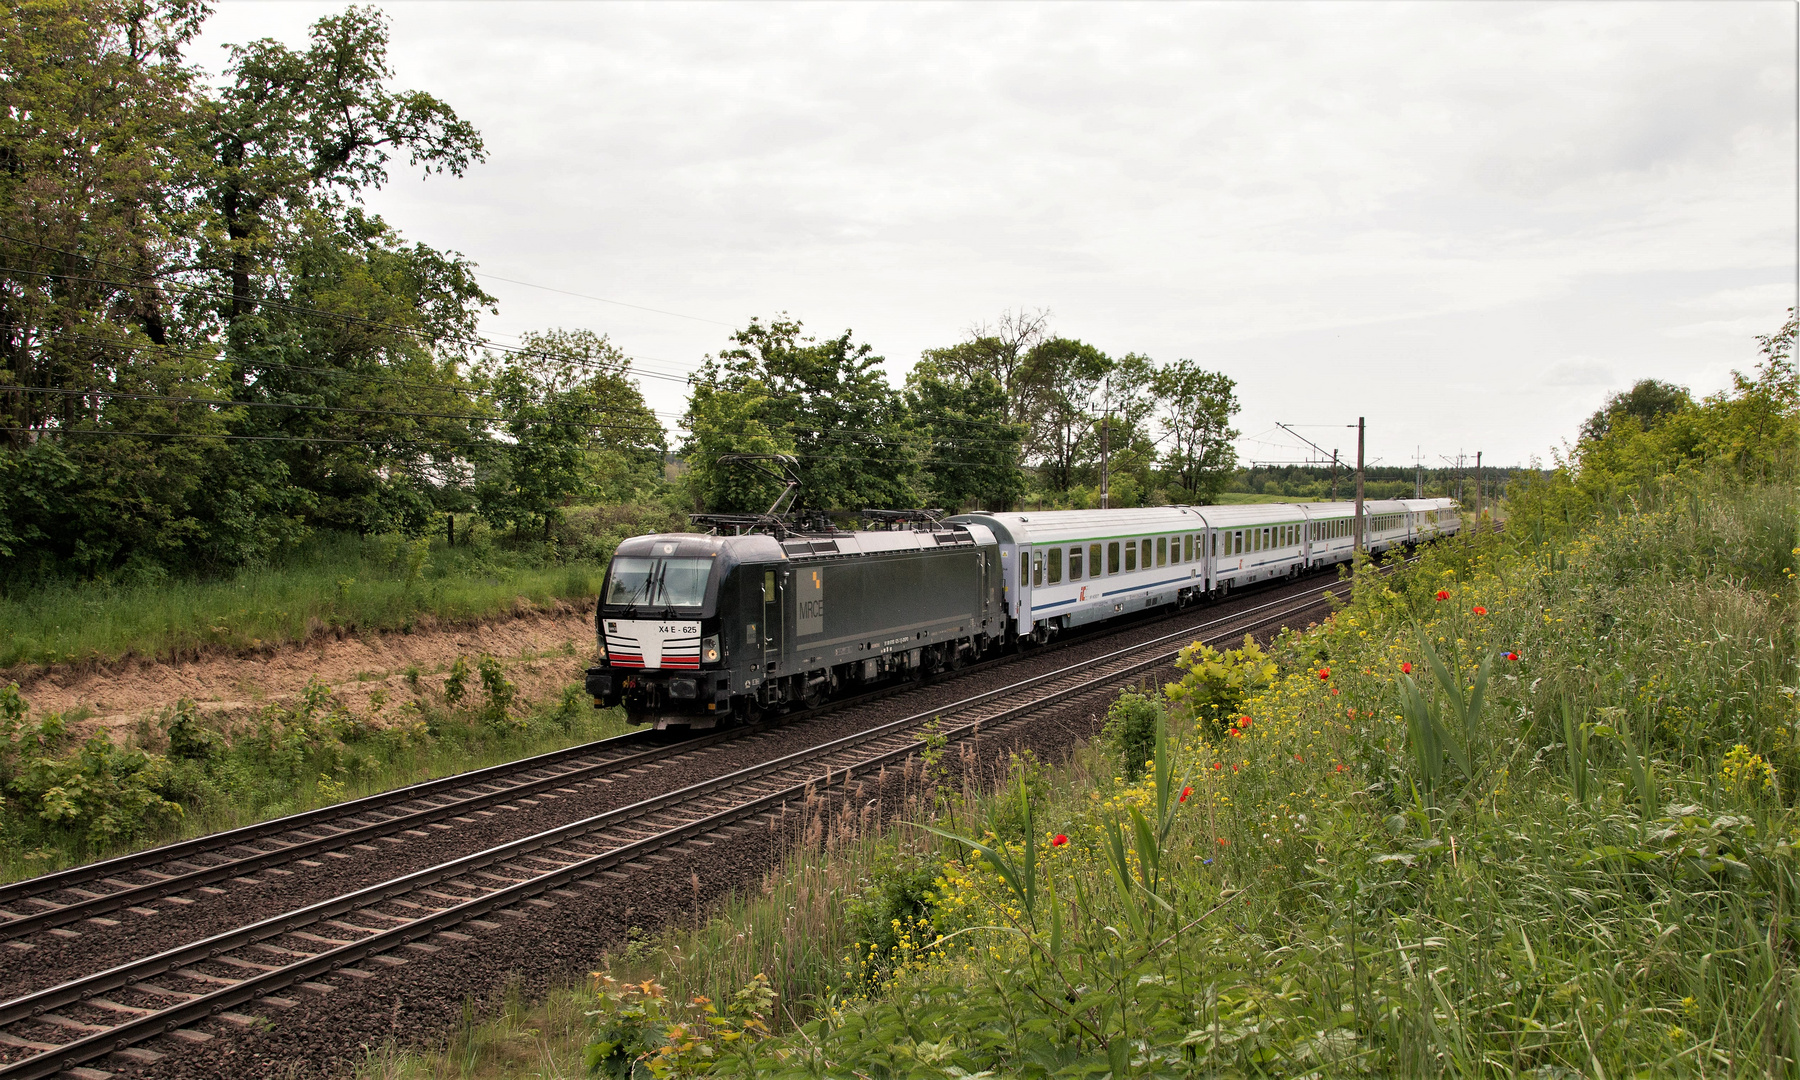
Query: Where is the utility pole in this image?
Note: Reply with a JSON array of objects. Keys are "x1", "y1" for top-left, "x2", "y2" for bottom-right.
[
  {"x1": 1353, "y1": 417, "x2": 1366, "y2": 557},
  {"x1": 1474, "y1": 450, "x2": 1483, "y2": 522},
  {"x1": 1414, "y1": 445, "x2": 1423, "y2": 499},
  {"x1": 1330, "y1": 450, "x2": 1340, "y2": 500},
  {"x1": 1099, "y1": 413, "x2": 1110, "y2": 509}
]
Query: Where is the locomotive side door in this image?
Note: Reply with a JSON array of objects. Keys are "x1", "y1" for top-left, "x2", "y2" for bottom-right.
[{"x1": 761, "y1": 568, "x2": 785, "y2": 673}]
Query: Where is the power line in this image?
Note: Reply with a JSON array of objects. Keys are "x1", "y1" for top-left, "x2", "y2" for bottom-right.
[{"x1": 472, "y1": 272, "x2": 734, "y2": 327}]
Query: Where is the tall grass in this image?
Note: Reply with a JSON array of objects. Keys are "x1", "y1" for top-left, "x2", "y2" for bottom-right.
[
  {"x1": 0, "y1": 501, "x2": 684, "y2": 669},
  {"x1": 356, "y1": 477, "x2": 1797, "y2": 1078}
]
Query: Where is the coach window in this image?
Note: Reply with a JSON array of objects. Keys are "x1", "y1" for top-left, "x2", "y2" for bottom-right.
[
  {"x1": 1048, "y1": 547, "x2": 1062, "y2": 584},
  {"x1": 1182, "y1": 534, "x2": 1192, "y2": 562},
  {"x1": 1090, "y1": 543, "x2": 1103, "y2": 576},
  {"x1": 1157, "y1": 536, "x2": 1167, "y2": 567},
  {"x1": 1141, "y1": 538, "x2": 1152, "y2": 567},
  {"x1": 1125, "y1": 542, "x2": 1137, "y2": 572},
  {"x1": 1108, "y1": 541, "x2": 1120, "y2": 574},
  {"x1": 1033, "y1": 551, "x2": 1043, "y2": 587},
  {"x1": 1069, "y1": 545, "x2": 1083, "y2": 580}
]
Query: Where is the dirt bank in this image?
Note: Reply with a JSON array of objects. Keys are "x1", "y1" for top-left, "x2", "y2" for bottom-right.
[{"x1": 11, "y1": 606, "x2": 600, "y2": 737}]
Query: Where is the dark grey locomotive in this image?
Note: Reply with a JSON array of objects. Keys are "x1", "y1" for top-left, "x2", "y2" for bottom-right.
[{"x1": 584, "y1": 519, "x2": 1003, "y2": 729}]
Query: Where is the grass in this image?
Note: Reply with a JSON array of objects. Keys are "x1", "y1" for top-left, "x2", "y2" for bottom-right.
[
  {"x1": 0, "y1": 663, "x2": 634, "y2": 883},
  {"x1": 0, "y1": 503, "x2": 684, "y2": 670},
  {"x1": 355, "y1": 475, "x2": 1798, "y2": 1078}
]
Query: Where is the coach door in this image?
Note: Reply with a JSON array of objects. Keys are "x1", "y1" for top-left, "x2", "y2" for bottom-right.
[{"x1": 762, "y1": 568, "x2": 785, "y2": 672}]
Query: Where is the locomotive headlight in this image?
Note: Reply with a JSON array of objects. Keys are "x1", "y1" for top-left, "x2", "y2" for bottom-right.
[{"x1": 702, "y1": 634, "x2": 721, "y2": 664}]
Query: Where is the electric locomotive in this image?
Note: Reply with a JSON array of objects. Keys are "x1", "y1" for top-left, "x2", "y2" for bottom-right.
[{"x1": 584, "y1": 515, "x2": 1003, "y2": 730}]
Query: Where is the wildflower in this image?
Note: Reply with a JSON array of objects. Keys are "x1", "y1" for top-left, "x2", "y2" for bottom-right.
[
  {"x1": 1218, "y1": 837, "x2": 1229, "y2": 845},
  {"x1": 1435, "y1": 590, "x2": 1449, "y2": 601},
  {"x1": 1212, "y1": 761, "x2": 1223, "y2": 770},
  {"x1": 1473, "y1": 605, "x2": 1488, "y2": 615},
  {"x1": 1335, "y1": 763, "x2": 1345, "y2": 773},
  {"x1": 1294, "y1": 754, "x2": 1304, "y2": 763},
  {"x1": 1330, "y1": 687, "x2": 1339, "y2": 695},
  {"x1": 1317, "y1": 667, "x2": 1331, "y2": 680},
  {"x1": 1236, "y1": 716, "x2": 1252, "y2": 730},
  {"x1": 1505, "y1": 651, "x2": 1519, "y2": 661},
  {"x1": 1051, "y1": 834, "x2": 1069, "y2": 847},
  {"x1": 1231, "y1": 764, "x2": 1239, "y2": 772},
  {"x1": 1401, "y1": 661, "x2": 1412, "y2": 674}
]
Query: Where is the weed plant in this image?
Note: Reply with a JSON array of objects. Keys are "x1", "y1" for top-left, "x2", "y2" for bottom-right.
[{"x1": 0, "y1": 666, "x2": 631, "y2": 882}]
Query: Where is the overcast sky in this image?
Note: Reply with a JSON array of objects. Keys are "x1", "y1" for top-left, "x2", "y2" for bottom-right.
[{"x1": 200, "y1": 1, "x2": 1797, "y2": 468}]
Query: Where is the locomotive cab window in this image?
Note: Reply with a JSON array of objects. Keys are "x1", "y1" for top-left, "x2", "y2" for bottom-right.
[
  {"x1": 607, "y1": 557, "x2": 712, "y2": 608},
  {"x1": 1048, "y1": 547, "x2": 1062, "y2": 584}
]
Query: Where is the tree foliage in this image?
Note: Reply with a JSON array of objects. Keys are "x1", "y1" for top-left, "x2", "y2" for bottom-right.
[
  {"x1": 1508, "y1": 310, "x2": 1798, "y2": 537},
  {"x1": 0, "y1": 2, "x2": 670, "y2": 579}
]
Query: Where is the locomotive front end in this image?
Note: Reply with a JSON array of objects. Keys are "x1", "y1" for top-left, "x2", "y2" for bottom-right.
[{"x1": 585, "y1": 534, "x2": 734, "y2": 729}]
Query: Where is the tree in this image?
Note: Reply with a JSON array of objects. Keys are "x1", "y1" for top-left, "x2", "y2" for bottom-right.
[
  {"x1": 1153, "y1": 359, "x2": 1240, "y2": 501},
  {"x1": 1580, "y1": 379, "x2": 1691, "y2": 442},
  {"x1": 1017, "y1": 338, "x2": 1112, "y2": 493},
  {"x1": 475, "y1": 330, "x2": 662, "y2": 540},
  {"x1": 914, "y1": 308, "x2": 1051, "y2": 428},
  {"x1": 682, "y1": 315, "x2": 916, "y2": 514},
  {"x1": 0, "y1": 1, "x2": 497, "y2": 573},
  {"x1": 905, "y1": 368, "x2": 1026, "y2": 512}
]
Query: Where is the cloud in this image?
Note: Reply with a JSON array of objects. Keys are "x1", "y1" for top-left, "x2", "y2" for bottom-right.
[
  {"x1": 192, "y1": 1, "x2": 1797, "y2": 464},
  {"x1": 1544, "y1": 360, "x2": 1617, "y2": 387}
]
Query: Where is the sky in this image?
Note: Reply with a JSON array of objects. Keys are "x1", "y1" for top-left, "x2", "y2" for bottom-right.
[{"x1": 199, "y1": 1, "x2": 1797, "y2": 469}]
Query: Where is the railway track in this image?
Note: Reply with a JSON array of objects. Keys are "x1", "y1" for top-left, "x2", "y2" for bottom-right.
[
  {"x1": 0, "y1": 579, "x2": 1350, "y2": 1079},
  {"x1": 0, "y1": 565, "x2": 1333, "y2": 947}
]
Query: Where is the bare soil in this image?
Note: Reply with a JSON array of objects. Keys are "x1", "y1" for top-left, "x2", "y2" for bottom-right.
[{"x1": 11, "y1": 607, "x2": 599, "y2": 737}]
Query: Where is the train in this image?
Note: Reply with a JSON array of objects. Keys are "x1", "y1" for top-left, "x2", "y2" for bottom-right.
[{"x1": 583, "y1": 498, "x2": 1460, "y2": 730}]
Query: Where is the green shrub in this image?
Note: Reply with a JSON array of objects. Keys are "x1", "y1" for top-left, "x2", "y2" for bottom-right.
[{"x1": 1100, "y1": 690, "x2": 1162, "y2": 780}]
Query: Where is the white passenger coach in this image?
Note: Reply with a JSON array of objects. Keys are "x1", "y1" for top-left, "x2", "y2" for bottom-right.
[{"x1": 950, "y1": 497, "x2": 1459, "y2": 641}]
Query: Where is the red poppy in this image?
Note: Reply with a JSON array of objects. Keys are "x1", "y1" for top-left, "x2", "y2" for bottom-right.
[
  {"x1": 1330, "y1": 687, "x2": 1340, "y2": 696},
  {"x1": 1179, "y1": 786, "x2": 1193, "y2": 803},
  {"x1": 1231, "y1": 764, "x2": 1239, "y2": 772},
  {"x1": 1317, "y1": 668, "x2": 1331, "y2": 680},
  {"x1": 1294, "y1": 754, "x2": 1304, "y2": 763},
  {"x1": 1401, "y1": 661, "x2": 1413, "y2": 674},
  {"x1": 1435, "y1": 590, "x2": 1449, "y2": 601},
  {"x1": 1505, "y1": 651, "x2": 1519, "y2": 661},
  {"x1": 1335, "y1": 763, "x2": 1346, "y2": 773},
  {"x1": 1212, "y1": 761, "x2": 1223, "y2": 770},
  {"x1": 1218, "y1": 837, "x2": 1230, "y2": 846},
  {"x1": 1051, "y1": 834, "x2": 1068, "y2": 847},
  {"x1": 1236, "y1": 716, "x2": 1252, "y2": 730},
  {"x1": 1473, "y1": 605, "x2": 1488, "y2": 615}
]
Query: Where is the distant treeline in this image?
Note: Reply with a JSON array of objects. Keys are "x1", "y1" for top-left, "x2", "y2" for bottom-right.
[{"x1": 1226, "y1": 463, "x2": 1520, "y2": 503}]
